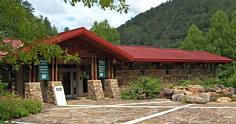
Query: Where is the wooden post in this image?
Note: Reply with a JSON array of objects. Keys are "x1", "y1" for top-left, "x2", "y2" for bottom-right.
[
  {"x1": 51, "y1": 59, "x2": 54, "y2": 81},
  {"x1": 55, "y1": 58, "x2": 58, "y2": 81},
  {"x1": 94, "y1": 54, "x2": 97, "y2": 80},
  {"x1": 91, "y1": 53, "x2": 94, "y2": 80},
  {"x1": 111, "y1": 63, "x2": 114, "y2": 79},
  {"x1": 29, "y1": 66, "x2": 31, "y2": 82},
  {"x1": 33, "y1": 65, "x2": 35, "y2": 82},
  {"x1": 108, "y1": 61, "x2": 111, "y2": 79}
]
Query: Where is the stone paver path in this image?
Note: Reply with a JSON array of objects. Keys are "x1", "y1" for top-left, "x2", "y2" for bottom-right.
[{"x1": 14, "y1": 98, "x2": 236, "y2": 124}]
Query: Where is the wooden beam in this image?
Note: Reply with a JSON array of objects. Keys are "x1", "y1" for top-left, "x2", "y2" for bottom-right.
[
  {"x1": 108, "y1": 61, "x2": 111, "y2": 79},
  {"x1": 111, "y1": 63, "x2": 114, "y2": 79},
  {"x1": 51, "y1": 59, "x2": 54, "y2": 81},
  {"x1": 91, "y1": 53, "x2": 94, "y2": 80},
  {"x1": 33, "y1": 65, "x2": 35, "y2": 82},
  {"x1": 94, "y1": 54, "x2": 97, "y2": 80},
  {"x1": 55, "y1": 58, "x2": 58, "y2": 81},
  {"x1": 29, "y1": 66, "x2": 31, "y2": 82}
]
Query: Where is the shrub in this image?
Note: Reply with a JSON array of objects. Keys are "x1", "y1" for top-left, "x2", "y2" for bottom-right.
[
  {"x1": 226, "y1": 71, "x2": 236, "y2": 89},
  {"x1": 176, "y1": 78, "x2": 222, "y2": 89},
  {"x1": 198, "y1": 78, "x2": 222, "y2": 89},
  {"x1": 0, "y1": 82, "x2": 8, "y2": 95},
  {"x1": 0, "y1": 96, "x2": 43, "y2": 121},
  {"x1": 121, "y1": 76, "x2": 161, "y2": 100},
  {"x1": 176, "y1": 80, "x2": 193, "y2": 86}
]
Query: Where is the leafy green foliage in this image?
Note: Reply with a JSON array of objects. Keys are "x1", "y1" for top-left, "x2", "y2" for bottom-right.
[
  {"x1": 176, "y1": 78, "x2": 222, "y2": 89},
  {"x1": 118, "y1": 0, "x2": 236, "y2": 48},
  {"x1": 64, "y1": 0, "x2": 128, "y2": 13},
  {"x1": 181, "y1": 24, "x2": 207, "y2": 50},
  {"x1": 90, "y1": 20, "x2": 121, "y2": 45},
  {"x1": 0, "y1": 82, "x2": 7, "y2": 95},
  {"x1": 0, "y1": 0, "x2": 80, "y2": 71},
  {"x1": 121, "y1": 76, "x2": 161, "y2": 100},
  {"x1": 180, "y1": 10, "x2": 236, "y2": 83},
  {"x1": 0, "y1": 96, "x2": 42, "y2": 121}
]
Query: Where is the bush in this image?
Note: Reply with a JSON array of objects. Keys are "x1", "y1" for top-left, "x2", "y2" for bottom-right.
[
  {"x1": 176, "y1": 78, "x2": 222, "y2": 89},
  {"x1": 226, "y1": 71, "x2": 236, "y2": 88},
  {"x1": 0, "y1": 82, "x2": 8, "y2": 95},
  {"x1": 198, "y1": 78, "x2": 222, "y2": 89},
  {"x1": 176, "y1": 80, "x2": 194, "y2": 86},
  {"x1": 121, "y1": 76, "x2": 161, "y2": 100},
  {"x1": 0, "y1": 96, "x2": 43, "y2": 121}
]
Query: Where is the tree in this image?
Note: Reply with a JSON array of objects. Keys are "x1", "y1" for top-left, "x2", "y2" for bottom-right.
[
  {"x1": 64, "y1": 27, "x2": 70, "y2": 32},
  {"x1": 207, "y1": 10, "x2": 232, "y2": 58},
  {"x1": 0, "y1": 0, "x2": 80, "y2": 82},
  {"x1": 90, "y1": 20, "x2": 121, "y2": 45},
  {"x1": 64, "y1": 0, "x2": 128, "y2": 13},
  {"x1": 181, "y1": 24, "x2": 207, "y2": 50}
]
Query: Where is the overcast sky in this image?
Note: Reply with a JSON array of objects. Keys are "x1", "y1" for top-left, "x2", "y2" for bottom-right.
[{"x1": 27, "y1": 0, "x2": 168, "y2": 32}]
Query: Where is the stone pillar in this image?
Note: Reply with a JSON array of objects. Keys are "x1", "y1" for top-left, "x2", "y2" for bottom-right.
[
  {"x1": 104, "y1": 79, "x2": 120, "y2": 99},
  {"x1": 47, "y1": 81, "x2": 62, "y2": 104},
  {"x1": 24, "y1": 82, "x2": 43, "y2": 102},
  {"x1": 88, "y1": 80, "x2": 104, "y2": 101}
]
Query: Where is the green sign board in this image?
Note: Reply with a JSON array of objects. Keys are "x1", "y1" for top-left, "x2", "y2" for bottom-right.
[
  {"x1": 98, "y1": 59, "x2": 106, "y2": 79},
  {"x1": 39, "y1": 58, "x2": 49, "y2": 80}
]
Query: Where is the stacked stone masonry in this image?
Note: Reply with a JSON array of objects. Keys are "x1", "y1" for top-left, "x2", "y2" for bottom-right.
[
  {"x1": 104, "y1": 79, "x2": 120, "y2": 99},
  {"x1": 24, "y1": 82, "x2": 43, "y2": 102},
  {"x1": 46, "y1": 81, "x2": 63, "y2": 104},
  {"x1": 115, "y1": 69, "x2": 215, "y2": 87},
  {"x1": 88, "y1": 80, "x2": 104, "y2": 101}
]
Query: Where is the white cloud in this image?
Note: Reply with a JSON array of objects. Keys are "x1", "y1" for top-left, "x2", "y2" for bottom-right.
[{"x1": 27, "y1": 0, "x2": 168, "y2": 32}]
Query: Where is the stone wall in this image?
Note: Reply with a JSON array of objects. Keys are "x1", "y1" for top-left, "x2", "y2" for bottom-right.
[
  {"x1": 24, "y1": 82, "x2": 43, "y2": 102},
  {"x1": 115, "y1": 68, "x2": 215, "y2": 87},
  {"x1": 88, "y1": 80, "x2": 104, "y2": 100},
  {"x1": 115, "y1": 70, "x2": 142, "y2": 88},
  {"x1": 46, "y1": 81, "x2": 62, "y2": 103},
  {"x1": 104, "y1": 79, "x2": 120, "y2": 99}
]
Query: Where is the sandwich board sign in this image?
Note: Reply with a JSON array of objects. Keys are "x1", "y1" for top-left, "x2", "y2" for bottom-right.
[
  {"x1": 53, "y1": 86, "x2": 67, "y2": 106},
  {"x1": 39, "y1": 58, "x2": 49, "y2": 80}
]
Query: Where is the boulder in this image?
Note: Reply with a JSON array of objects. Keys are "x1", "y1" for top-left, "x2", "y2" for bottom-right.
[
  {"x1": 216, "y1": 97, "x2": 232, "y2": 103},
  {"x1": 172, "y1": 93, "x2": 185, "y2": 102},
  {"x1": 159, "y1": 88, "x2": 174, "y2": 99},
  {"x1": 184, "y1": 93, "x2": 209, "y2": 104},
  {"x1": 187, "y1": 85, "x2": 204, "y2": 93}
]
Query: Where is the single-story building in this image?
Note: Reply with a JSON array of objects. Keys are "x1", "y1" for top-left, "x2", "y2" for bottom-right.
[{"x1": 0, "y1": 27, "x2": 233, "y2": 102}]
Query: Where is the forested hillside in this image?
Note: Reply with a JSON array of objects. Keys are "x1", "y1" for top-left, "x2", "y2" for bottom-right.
[{"x1": 117, "y1": 0, "x2": 236, "y2": 48}]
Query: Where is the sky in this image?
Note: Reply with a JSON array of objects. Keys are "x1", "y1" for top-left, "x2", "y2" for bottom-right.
[{"x1": 27, "y1": 0, "x2": 168, "y2": 32}]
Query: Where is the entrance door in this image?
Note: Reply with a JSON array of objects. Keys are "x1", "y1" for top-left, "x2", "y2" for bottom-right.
[{"x1": 61, "y1": 72, "x2": 71, "y2": 96}]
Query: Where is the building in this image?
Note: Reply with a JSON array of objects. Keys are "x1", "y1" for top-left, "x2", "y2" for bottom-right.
[{"x1": 0, "y1": 27, "x2": 232, "y2": 102}]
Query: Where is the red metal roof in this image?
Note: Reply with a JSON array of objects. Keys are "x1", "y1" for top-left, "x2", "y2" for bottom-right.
[
  {"x1": 1, "y1": 27, "x2": 232, "y2": 63},
  {"x1": 46, "y1": 27, "x2": 133, "y2": 60},
  {"x1": 117, "y1": 45, "x2": 232, "y2": 63}
]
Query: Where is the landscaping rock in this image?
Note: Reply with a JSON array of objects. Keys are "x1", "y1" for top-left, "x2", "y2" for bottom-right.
[
  {"x1": 216, "y1": 97, "x2": 232, "y2": 103},
  {"x1": 159, "y1": 88, "x2": 174, "y2": 99},
  {"x1": 172, "y1": 93, "x2": 185, "y2": 102},
  {"x1": 187, "y1": 85, "x2": 204, "y2": 93},
  {"x1": 184, "y1": 93, "x2": 209, "y2": 104}
]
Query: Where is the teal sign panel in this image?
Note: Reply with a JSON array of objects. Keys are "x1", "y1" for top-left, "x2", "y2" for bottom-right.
[
  {"x1": 98, "y1": 59, "x2": 106, "y2": 79},
  {"x1": 39, "y1": 58, "x2": 49, "y2": 80}
]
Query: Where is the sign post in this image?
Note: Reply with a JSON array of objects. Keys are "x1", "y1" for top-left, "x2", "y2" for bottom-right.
[
  {"x1": 39, "y1": 58, "x2": 49, "y2": 81},
  {"x1": 98, "y1": 59, "x2": 106, "y2": 79}
]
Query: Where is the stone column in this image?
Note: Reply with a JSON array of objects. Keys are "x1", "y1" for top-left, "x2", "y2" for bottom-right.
[
  {"x1": 24, "y1": 82, "x2": 43, "y2": 102},
  {"x1": 47, "y1": 81, "x2": 62, "y2": 104},
  {"x1": 88, "y1": 80, "x2": 104, "y2": 101},
  {"x1": 104, "y1": 79, "x2": 120, "y2": 99}
]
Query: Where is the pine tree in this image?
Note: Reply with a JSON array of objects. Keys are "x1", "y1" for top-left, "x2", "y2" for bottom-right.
[
  {"x1": 90, "y1": 20, "x2": 121, "y2": 45},
  {"x1": 181, "y1": 24, "x2": 206, "y2": 50},
  {"x1": 207, "y1": 10, "x2": 232, "y2": 57}
]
